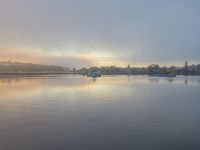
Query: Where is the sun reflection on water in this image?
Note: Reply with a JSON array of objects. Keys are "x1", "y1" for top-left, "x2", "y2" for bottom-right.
[{"x1": 0, "y1": 75, "x2": 200, "y2": 101}]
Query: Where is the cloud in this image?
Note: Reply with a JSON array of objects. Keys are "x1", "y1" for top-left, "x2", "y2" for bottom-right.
[
  {"x1": 0, "y1": 0, "x2": 200, "y2": 67},
  {"x1": 0, "y1": 48, "x2": 94, "y2": 68}
]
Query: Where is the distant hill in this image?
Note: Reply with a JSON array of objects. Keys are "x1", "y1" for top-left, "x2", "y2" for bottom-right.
[{"x1": 0, "y1": 61, "x2": 71, "y2": 73}]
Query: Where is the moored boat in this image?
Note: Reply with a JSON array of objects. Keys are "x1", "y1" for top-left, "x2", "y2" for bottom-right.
[
  {"x1": 87, "y1": 71, "x2": 101, "y2": 77},
  {"x1": 150, "y1": 74, "x2": 176, "y2": 77}
]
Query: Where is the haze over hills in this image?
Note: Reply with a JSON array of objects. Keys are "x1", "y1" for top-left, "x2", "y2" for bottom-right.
[{"x1": 0, "y1": 61, "x2": 71, "y2": 73}]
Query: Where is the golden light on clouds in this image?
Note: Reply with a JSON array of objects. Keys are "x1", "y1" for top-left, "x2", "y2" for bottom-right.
[
  {"x1": 0, "y1": 46, "x2": 132, "y2": 67},
  {"x1": 0, "y1": 46, "x2": 177, "y2": 68},
  {"x1": 0, "y1": 48, "x2": 42, "y2": 63}
]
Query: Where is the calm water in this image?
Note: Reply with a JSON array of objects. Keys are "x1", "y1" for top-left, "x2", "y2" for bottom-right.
[{"x1": 0, "y1": 75, "x2": 200, "y2": 150}]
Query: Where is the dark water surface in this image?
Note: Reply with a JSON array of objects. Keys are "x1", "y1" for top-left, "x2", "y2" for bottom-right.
[{"x1": 0, "y1": 75, "x2": 200, "y2": 150}]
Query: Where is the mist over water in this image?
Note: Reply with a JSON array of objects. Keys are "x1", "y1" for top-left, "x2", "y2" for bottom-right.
[{"x1": 0, "y1": 75, "x2": 200, "y2": 150}]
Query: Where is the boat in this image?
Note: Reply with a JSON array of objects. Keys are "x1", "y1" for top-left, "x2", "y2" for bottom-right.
[
  {"x1": 87, "y1": 71, "x2": 101, "y2": 78},
  {"x1": 159, "y1": 74, "x2": 176, "y2": 77},
  {"x1": 150, "y1": 74, "x2": 176, "y2": 77}
]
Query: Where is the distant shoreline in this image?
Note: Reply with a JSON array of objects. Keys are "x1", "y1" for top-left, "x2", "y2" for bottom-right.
[{"x1": 0, "y1": 73, "x2": 200, "y2": 77}]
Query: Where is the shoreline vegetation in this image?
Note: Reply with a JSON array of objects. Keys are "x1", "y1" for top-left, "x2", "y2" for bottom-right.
[{"x1": 0, "y1": 61, "x2": 200, "y2": 76}]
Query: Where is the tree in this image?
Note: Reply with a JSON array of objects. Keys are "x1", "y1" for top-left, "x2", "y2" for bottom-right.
[
  {"x1": 72, "y1": 68, "x2": 76, "y2": 73},
  {"x1": 184, "y1": 61, "x2": 188, "y2": 75},
  {"x1": 148, "y1": 64, "x2": 160, "y2": 74}
]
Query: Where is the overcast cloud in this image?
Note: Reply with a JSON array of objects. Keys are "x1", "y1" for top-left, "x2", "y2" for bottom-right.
[{"x1": 0, "y1": 0, "x2": 199, "y2": 67}]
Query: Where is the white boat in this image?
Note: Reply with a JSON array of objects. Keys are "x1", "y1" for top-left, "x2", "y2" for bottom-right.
[{"x1": 87, "y1": 71, "x2": 101, "y2": 77}]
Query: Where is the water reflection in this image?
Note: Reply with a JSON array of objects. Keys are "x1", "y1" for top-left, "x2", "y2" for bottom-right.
[
  {"x1": 92, "y1": 77, "x2": 97, "y2": 82},
  {"x1": 167, "y1": 78, "x2": 174, "y2": 83},
  {"x1": 185, "y1": 76, "x2": 188, "y2": 86},
  {"x1": 0, "y1": 75, "x2": 199, "y2": 101},
  {"x1": 0, "y1": 75, "x2": 200, "y2": 150},
  {"x1": 148, "y1": 77, "x2": 160, "y2": 83}
]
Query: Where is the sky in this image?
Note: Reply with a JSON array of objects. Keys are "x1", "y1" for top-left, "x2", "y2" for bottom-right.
[{"x1": 0, "y1": 0, "x2": 200, "y2": 68}]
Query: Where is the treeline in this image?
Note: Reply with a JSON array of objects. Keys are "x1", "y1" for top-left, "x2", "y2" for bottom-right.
[
  {"x1": 0, "y1": 61, "x2": 71, "y2": 73},
  {"x1": 76, "y1": 62, "x2": 200, "y2": 75},
  {"x1": 1, "y1": 61, "x2": 200, "y2": 75}
]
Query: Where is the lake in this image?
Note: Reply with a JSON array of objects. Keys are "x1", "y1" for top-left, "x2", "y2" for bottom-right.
[{"x1": 0, "y1": 75, "x2": 200, "y2": 150}]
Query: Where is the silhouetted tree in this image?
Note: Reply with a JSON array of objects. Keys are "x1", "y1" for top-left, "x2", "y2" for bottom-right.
[
  {"x1": 148, "y1": 64, "x2": 160, "y2": 74},
  {"x1": 184, "y1": 61, "x2": 188, "y2": 75}
]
